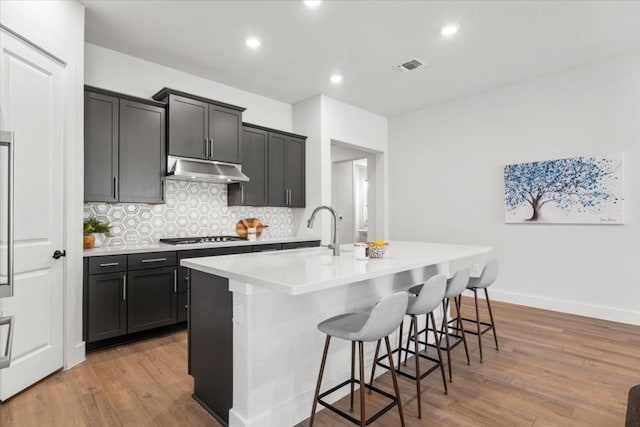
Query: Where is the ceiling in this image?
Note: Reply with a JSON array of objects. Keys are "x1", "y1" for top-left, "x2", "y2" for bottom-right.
[{"x1": 82, "y1": 0, "x2": 640, "y2": 117}]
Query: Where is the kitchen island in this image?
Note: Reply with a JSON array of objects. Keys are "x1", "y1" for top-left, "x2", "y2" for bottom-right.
[{"x1": 182, "y1": 241, "x2": 491, "y2": 427}]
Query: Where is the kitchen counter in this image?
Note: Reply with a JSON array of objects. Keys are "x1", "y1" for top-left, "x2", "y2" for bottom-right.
[
  {"x1": 184, "y1": 241, "x2": 491, "y2": 427},
  {"x1": 82, "y1": 236, "x2": 320, "y2": 257},
  {"x1": 182, "y1": 241, "x2": 491, "y2": 295}
]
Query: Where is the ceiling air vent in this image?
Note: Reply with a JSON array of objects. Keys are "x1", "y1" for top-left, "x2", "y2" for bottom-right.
[{"x1": 395, "y1": 58, "x2": 425, "y2": 72}]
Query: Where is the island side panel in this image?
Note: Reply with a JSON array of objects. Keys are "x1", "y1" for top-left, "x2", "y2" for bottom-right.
[
  {"x1": 228, "y1": 263, "x2": 447, "y2": 427},
  {"x1": 189, "y1": 269, "x2": 233, "y2": 425}
]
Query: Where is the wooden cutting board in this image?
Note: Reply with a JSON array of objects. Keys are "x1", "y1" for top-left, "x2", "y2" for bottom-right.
[{"x1": 236, "y1": 218, "x2": 268, "y2": 238}]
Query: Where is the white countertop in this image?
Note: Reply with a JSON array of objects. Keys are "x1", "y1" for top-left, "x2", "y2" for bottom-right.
[
  {"x1": 83, "y1": 236, "x2": 321, "y2": 257},
  {"x1": 181, "y1": 241, "x2": 491, "y2": 295}
]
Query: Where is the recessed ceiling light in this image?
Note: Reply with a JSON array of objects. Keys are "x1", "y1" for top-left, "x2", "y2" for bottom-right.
[
  {"x1": 304, "y1": 0, "x2": 322, "y2": 8},
  {"x1": 245, "y1": 37, "x2": 261, "y2": 49},
  {"x1": 440, "y1": 23, "x2": 460, "y2": 38},
  {"x1": 330, "y1": 74, "x2": 343, "y2": 84}
]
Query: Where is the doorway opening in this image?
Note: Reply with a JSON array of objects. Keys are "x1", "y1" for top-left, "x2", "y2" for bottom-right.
[{"x1": 331, "y1": 141, "x2": 380, "y2": 245}]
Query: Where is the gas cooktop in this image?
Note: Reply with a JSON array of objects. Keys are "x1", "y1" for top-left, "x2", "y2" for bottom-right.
[{"x1": 159, "y1": 235, "x2": 247, "y2": 245}]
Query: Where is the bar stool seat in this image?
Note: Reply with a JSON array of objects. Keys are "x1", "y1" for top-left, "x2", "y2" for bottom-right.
[
  {"x1": 317, "y1": 313, "x2": 370, "y2": 339},
  {"x1": 309, "y1": 292, "x2": 409, "y2": 427}
]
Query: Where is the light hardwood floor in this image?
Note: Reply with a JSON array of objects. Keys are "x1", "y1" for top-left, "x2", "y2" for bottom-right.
[{"x1": 1, "y1": 298, "x2": 639, "y2": 426}]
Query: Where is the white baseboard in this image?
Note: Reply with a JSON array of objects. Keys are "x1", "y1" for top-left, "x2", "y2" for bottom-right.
[
  {"x1": 489, "y1": 289, "x2": 640, "y2": 326},
  {"x1": 64, "y1": 341, "x2": 86, "y2": 370}
]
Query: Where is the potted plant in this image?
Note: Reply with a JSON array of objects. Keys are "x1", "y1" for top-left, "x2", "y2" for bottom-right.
[{"x1": 83, "y1": 217, "x2": 112, "y2": 249}]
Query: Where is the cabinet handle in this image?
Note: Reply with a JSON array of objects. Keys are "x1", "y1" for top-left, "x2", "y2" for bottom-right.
[
  {"x1": 209, "y1": 138, "x2": 213, "y2": 158},
  {"x1": 122, "y1": 275, "x2": 127, "y2": 301},
  {"x1": 173, "y1": 269, "x2": 177, "y2": 293},
  {"x1": 113, "y1": 176, "x2": 118, "y2": 200},
  {"x1": 99, "y1": 262, "x2": 119, "y2": 267},
  {"x1": 241, "y1": 185, "x2": 244, "y2": 204},
  {"x1": 141, "y1": 257, "x2": 167, "y2": 263},
  {"x1": 161, "y1": 180, "x2": 165, "y2": 201},
  {"x1": 204, "y1": 137, "x2": 209, "y2": 158}
]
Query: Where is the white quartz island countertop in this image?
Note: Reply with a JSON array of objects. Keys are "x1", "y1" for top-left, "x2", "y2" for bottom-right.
[{"x1": 181, "y1": 241, "x2": 492, "y2": 295}]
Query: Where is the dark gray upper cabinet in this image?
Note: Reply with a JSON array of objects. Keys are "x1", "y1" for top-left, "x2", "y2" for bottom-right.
[
  {"x1": 84, "y1": 86, "x2": 166, "y2": 203},
  {"x1": 268, "y1": 132, "x2": 287, "y2": 207},
  {"x1": 228, "y1": 126, "x2": 268, "y2": 206},
  {"x1": 285, "y1": 136, "x2": 306, "y2": 207},
  {"x1": 209, "y1": 105, "x2": 242, "y2": 163},
  {"x1": 267, "y1": 130, "x2": 306, "y2": 208},
  {"x1": 119, "y1": 99, "x2": 166, "y2": 203},
  {"x1": 168, "y1": 95, "x2": 208, "y2": 159},
  {"x1": 84, "y1": 91, "x2": 118, "y2": 202},
  {"x1": 153, "y1": 88, "x2": 245, "y2": 164}
]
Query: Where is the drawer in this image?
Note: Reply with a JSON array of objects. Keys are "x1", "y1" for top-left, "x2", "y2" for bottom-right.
[
  {"x1": 252, "y1": 243, "x2": 282, "y2": 252},
  {"x1": 282, "y1": 241, "x2": 321, "y2": 250},
  {"x1": 88, "y1": 255, "x2": 127, "y2": 275},
  {"x1": 128, "y1": 251, "x2": 177, "y2": 271}
]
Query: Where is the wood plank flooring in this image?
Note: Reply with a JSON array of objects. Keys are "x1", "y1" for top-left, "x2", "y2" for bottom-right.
[{"x1": 1, "y1": 298, "x2": 639, "y2": 426}]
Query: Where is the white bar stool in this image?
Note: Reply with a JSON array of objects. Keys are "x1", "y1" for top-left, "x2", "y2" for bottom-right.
[
  {"x1": 308, "y1": 292, "x2": 409, "y2": 427},
  {"x1": 460, "y1": 259, "x2": 499, "y2": 362},
  {"x1": 370, "y1": 274, "x2": 448, "y2": 419},
  {"x1": 409, "y1": 267, "x2": 472, "y2": 382}
]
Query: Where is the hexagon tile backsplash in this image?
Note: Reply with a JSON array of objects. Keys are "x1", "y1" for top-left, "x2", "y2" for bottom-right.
[{"x1": 84, "y1": 179, "x2": 295, "y2": 246}]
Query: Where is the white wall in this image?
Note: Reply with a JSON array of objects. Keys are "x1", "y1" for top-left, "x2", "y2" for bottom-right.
[
  {"x1": 389, "y1": 53, "x2": 640, "y2": 325},
  {"x1": 293, "y1": 95, "x2": 388, "y2": 243},
  {"x1": 1, "y1": 0, "x2": 86, "y2": 367},
  {"x1": 85, "y1": 43, "x2": 292, "y2": 131}
]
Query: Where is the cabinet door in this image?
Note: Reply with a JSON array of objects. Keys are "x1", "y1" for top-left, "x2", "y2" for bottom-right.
[
  {"x1": 87, "y1": 272, "x2": 127, "y2": 342},
  {"x1": 286, "y1": 136, "x2": 306, "y2": 207},
  {"x1": 84, "y1": 91, "x2": 118, "y2": 202},
  {"x1": 209, "y1": 105, "x2": 242, "y2": 163},
  {"x1": 127, "y1": 266, "x2": 177, "y2": 333},
  {"x1": 119, "y1": 99, "x2": 166, "y2": 203},
  {"x1": 168, "y1": 95, "x2": 208, "y2": 160},
  {"x1": 267, "y1": 132, "x2": 287, "y2": 207},
  {"x1": 229, "y1": 127, "x2": 268, "y2": 206}
]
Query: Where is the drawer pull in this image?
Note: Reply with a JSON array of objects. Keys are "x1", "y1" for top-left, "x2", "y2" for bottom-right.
[
  {"x1": 141, "y1": 258, "x2": 168, "y2": 263},
  {"x1": 99, "y1": 262, "x2": 119, "y2": 267}
]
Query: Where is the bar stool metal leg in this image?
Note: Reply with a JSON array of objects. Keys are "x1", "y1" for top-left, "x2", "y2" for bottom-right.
[
  {"x1": 484, "y1": 288, "x2": 499, "y2": 350},
  {"x1": 359, "y1": 341, "x2": 366, "y2": 427},
  {"x1": 369, "y1": 340, "x2": 381, "y2": 392},
  {"x1": 430, "y1": 312, "x2": 448, "y2": 395},
  {"x1": 453, "y1": 296, "x2": 470, "y2": 365},
  {"x1": 473, "y1": 288, "x2": 484, "y2": 362},
  {"x1": 350, "y1": 341, "x2": 355, "y2": 410},
  {"x1": 442, "y1": 299, "x2": 453, "y2": 381},
  {"x1": 309, "y1": 336, "x2": 331, "y2": 427},
  {"x1": 412, "y1": 315, "x2": 422, "y2": 418},
  {"x1": 384, "y1": 336, "x2": 406, "y2": 427}
]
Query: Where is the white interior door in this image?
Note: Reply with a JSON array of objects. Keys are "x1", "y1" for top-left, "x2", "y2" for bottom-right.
[{"x1": 0, "y1": 28, "x2": 65, "y2": 400}]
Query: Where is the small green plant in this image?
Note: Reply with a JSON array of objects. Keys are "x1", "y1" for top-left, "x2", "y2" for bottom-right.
[{"x1": 83, "y1": 217, "x2": 112, "y2": 236}]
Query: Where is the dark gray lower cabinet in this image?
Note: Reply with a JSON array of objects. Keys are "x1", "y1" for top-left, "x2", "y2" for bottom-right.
[
  {"x1": 127, "y1": 266, "x2": 177, "y2": 333},
  {"x1": 87, "y1": 272, "x2": 127, "y2": 342}
]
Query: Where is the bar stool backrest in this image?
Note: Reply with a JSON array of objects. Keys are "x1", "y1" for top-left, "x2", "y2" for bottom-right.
[
  {"x1": 357, "y1": 291, "x2": 409, "y2": 342},
  {"x1": 476, "y1": 260, "x2": 499, "y2": 289},
  {"x1": 407, "y1": 274, "x2": 447, "y2": 316},
  {"x1": 445, "y1": 267, "x2": 471, "y2": 299}
]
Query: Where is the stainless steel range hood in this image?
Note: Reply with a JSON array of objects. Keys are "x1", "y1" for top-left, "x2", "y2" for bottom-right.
[{"x1": 167, "y1": 156, "x2": 249, "y2": 183}]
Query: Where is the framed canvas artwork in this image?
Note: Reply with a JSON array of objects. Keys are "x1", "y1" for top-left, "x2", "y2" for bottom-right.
[{"x1": 504, "y1": 154, "x2": 624, "y2": 224}]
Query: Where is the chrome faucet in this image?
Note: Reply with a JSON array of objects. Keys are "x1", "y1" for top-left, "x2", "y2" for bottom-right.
[{"x1": 307, "y1": 205, "x2": 340, "y2": 256}]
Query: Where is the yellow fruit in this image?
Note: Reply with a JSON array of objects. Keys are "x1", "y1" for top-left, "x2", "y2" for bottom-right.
[{"x1": 374, "y1": 239, "x2": 386, "y2": 246}]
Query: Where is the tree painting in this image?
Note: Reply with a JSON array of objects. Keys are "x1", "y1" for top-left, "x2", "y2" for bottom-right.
[{"x1": 504, "y1": 154, "x2": 624, "y2": 224}]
